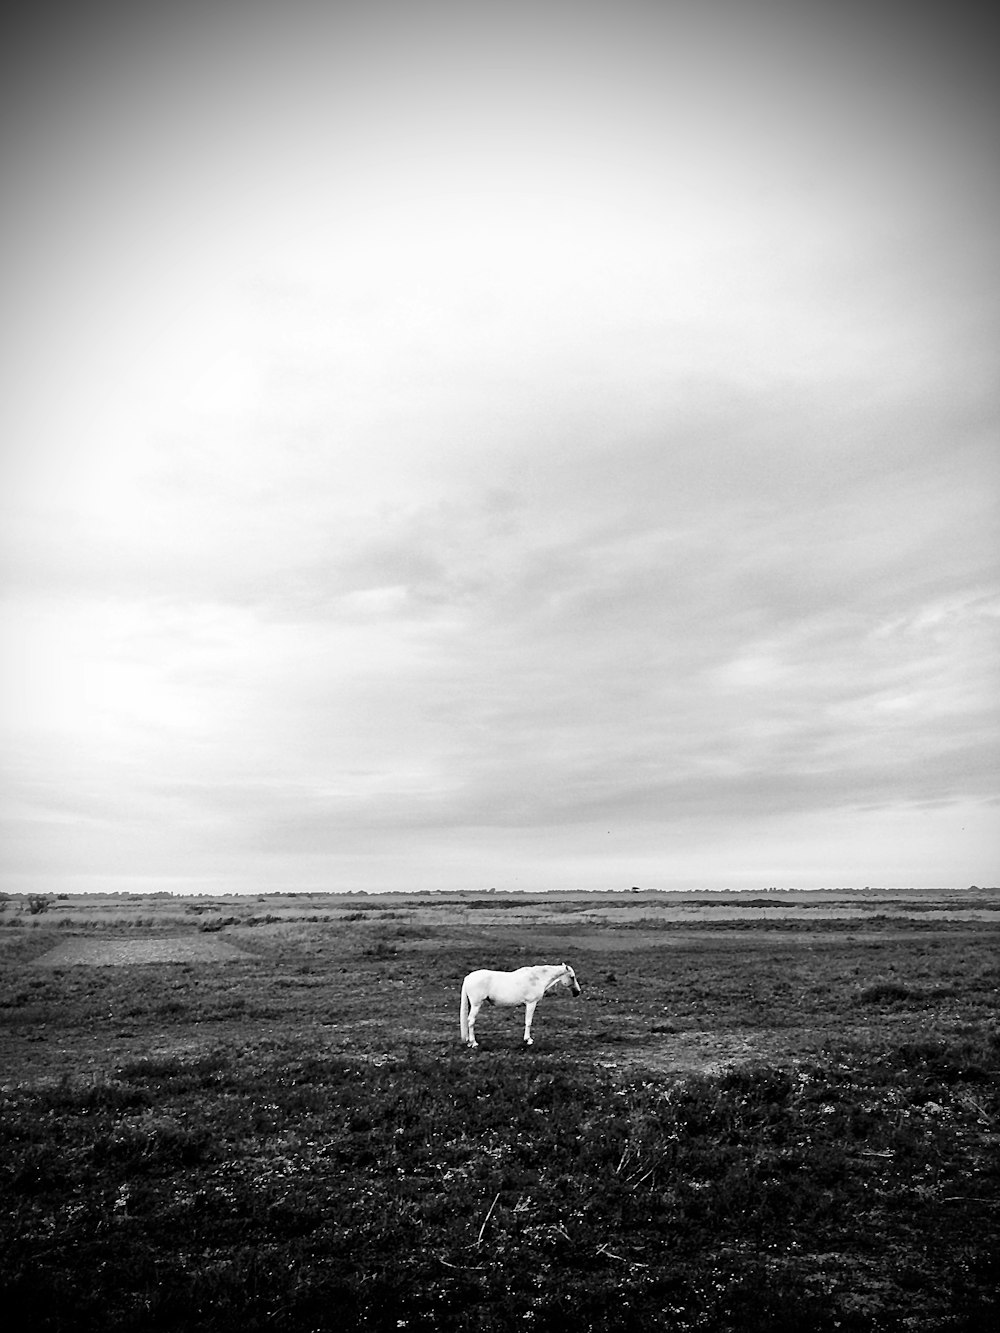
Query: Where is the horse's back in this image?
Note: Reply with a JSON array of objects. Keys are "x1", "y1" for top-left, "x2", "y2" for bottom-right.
[{"x1": 471, "y1": 966, "x2": 543, "y2": 1006}]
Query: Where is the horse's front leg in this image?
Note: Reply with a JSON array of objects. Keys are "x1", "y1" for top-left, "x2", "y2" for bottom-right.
[{"x1": 523, "y1": 1000, "x2": 537, "y2": 1046}]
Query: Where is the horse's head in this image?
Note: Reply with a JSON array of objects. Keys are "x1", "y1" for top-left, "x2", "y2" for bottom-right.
[{"x1": 563, "y1": 963, "x2": 582, "y2": 996}]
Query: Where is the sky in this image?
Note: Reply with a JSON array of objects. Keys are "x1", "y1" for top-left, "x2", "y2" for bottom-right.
[{"x1": 1, "y1": 0, "x2": 997, "y2": 895}]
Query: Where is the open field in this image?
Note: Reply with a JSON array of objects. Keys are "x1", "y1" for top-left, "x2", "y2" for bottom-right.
[{"x1": 2, "y1": 888, "x2": 998, "y2": 1330}]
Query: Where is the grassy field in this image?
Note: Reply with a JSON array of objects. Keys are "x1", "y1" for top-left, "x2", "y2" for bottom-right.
[{"x1": 1, "y1": 888, "x2": 998, "y2": 1330}]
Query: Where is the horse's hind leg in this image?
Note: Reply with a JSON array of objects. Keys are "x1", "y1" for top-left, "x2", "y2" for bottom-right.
[
  {"x1": 523, "y1": 1000, "x2": 537, "y2": 1046},
  {"x1": 467, "y1": 1001, "x2": 482, "y2": 1048}
]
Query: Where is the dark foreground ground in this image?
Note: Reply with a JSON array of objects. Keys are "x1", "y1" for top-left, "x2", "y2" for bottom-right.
[{"x1": 1, "y1": 888, "x2": 998, "y2": 1330}]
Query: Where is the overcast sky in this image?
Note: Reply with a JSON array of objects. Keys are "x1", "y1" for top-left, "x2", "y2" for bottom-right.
[{"x1": 2, "y1": 0, "x2": 997, "y2": 894}]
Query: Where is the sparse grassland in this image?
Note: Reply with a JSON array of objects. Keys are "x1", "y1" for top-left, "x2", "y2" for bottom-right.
[{"x1": 1, "y1": 889, "x2": 998, "y2": 1331}]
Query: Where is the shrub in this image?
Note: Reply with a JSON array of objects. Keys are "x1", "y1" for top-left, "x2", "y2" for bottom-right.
[
  {"x1": 362, "y1": 937, "x2": 398, "y2": 959},
  {"x1": 858, "y1": 980, "x2": 912, "y2": 1003}
]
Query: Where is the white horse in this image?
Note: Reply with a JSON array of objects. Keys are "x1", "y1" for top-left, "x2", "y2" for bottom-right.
[{"x1": 460, "y1": 963, "x2": 582, "y2": 1049}]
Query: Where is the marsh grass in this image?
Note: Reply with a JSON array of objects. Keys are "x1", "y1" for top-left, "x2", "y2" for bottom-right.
[
  {"x1": 2, "y1": 1030, "x2": 998, "y2": 1332},
  {"x1": 1, "y1": 899, "x2": 998, "y2": 1330}
]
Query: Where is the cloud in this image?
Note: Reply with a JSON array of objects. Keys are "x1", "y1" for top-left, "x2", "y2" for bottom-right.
[{"x1": 1, "y1": 1, "x2": 997, "y2": 892}]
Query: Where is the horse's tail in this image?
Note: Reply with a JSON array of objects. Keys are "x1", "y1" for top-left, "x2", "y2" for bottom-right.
[{"x1": 460, "y1": 979, "x2": 470, "y2": 1042}]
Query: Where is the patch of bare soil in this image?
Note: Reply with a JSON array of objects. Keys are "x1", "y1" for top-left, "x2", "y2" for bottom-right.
[
  {"x1": 32, "y1": 937, "x2": 255, "y2": 967},
  {"x1": 597, "y1": 1029, "x2": 809, "y2": 1078}
]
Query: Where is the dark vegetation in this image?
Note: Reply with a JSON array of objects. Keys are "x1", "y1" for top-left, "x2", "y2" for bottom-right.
[{"x1": 1, "y1": 894, "x2": 998, "y2": 1331}]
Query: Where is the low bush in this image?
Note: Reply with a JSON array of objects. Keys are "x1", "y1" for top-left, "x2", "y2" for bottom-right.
[{"x1": 858, "y1": 980, "x2": 913, "y2": 1003}]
